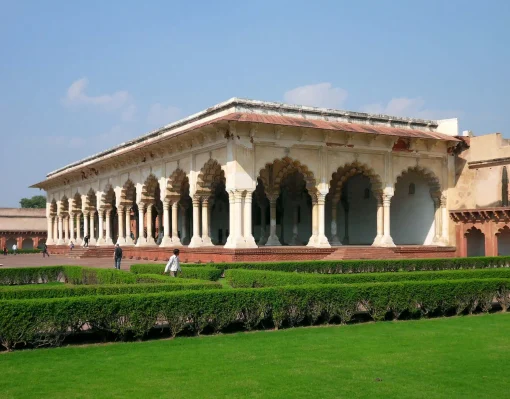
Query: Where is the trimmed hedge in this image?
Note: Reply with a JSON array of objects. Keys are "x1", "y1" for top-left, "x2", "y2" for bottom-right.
[
  {"x1": 1, "y1": 278, "x2": 509, "y2": 350},
  {"x1": 130, "y1": 264, "x2": 222, "y2": 281},
  {"x1": 226, "y1": 268, "x2": 510, "y2": 288},
  {"x1": 189, "y1": 256, "x2": 510, "y2": 274},
  {"x1": 0, "y1": 281, "x2": 221, "y2": 300},
  {"x1": 6, "y1": 249, "x2": 42, "y2": 255}
]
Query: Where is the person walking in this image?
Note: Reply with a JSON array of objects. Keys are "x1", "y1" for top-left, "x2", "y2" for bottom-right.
[
  {"x1": 3, "y1": 246, "x2": 7, "y2": 256},
  {"x1": 113, "y1": 244, "x2": 123, "y2": 270},
  {"x1": 12, "y1": 244, "x2": 17, "y2": 255},
  {"x1": 164, "y1": 249, "x2": 181, "y2": 277},
  {"x1": 83, "y1": 235, "x2": 89, "y2": 247},
  {"x1": 42, "y1": 243, "x2": 50, "y2": 258}
]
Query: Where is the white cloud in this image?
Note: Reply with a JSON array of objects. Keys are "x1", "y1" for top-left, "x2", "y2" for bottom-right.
[
  {"x1": 147, "y1": 103, "x2": 182, "y2": 127},
  {"x1": 63, "y1": 77, "x2": 136, "y2": 119},
  {"x1": 284, "y1": 83, "x2": 348, "y2": 109},
  {"x1": 361, "y1": 97, "x2": 457, "y2": 120}
]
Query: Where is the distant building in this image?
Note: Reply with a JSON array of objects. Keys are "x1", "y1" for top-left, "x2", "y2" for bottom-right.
[
  {"x1": 450, "y1": 133, "x2": 510, "y2": 256},
  {"x1": 0, "y1": 208, "x2": 47, "y2": 250}
]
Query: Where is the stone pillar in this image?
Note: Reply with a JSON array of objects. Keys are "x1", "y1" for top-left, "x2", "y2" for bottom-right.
[
  {"x1": 83, "y1": 212, "x2": 89, "y2": 246},
  {"x1": 201, "y1": 197, "x2": 214, "y2": 246},
  {"x1": 116, "y1": 206, "x2": 125, "y2": 245},
  {"x1": 161, "y1": 201, "x2": 173, "y2": 247},
  {"x1": 431, "y1": 197, "x2": 443, "y2": 245},
  {"x1": 47, "y1": 215, "x2": 54, "y2": 245},
  {"x1": 265, "y1": 195, "x2": 281, "y2": 246},
  {"x1": 146, "y1": 204, "x2": 156, "y2": 246},
  {"x1": 104, "y1": 209, "x2": 113, "y2": 245},
  {"x1": 244, "y1": 191, "x2": 257, "y2": 248},
  {"x1": 315, "y1": 194, "x2": 330, "y2": 248},
  {"x1": 307, "y1": 200, "x2": 318, "y2": 246},
  {"x1": 172, "y1": 202, "x2": 182, "y2": 246},
  {"x1": 225, "y1": 191, "x2": 235, "y2": 247},
  {"x1": 372, "y1": 196, "x2": 384, "y2": 246},
  {"x1": 441, "y1": 195, "x2": 449, "y2": 245},
  {"x1": 57, "y1": 214, "x2": 64, "y2": 245},
  {"x1": 330, "y1": 200, "x2": 342, "y2": 246},
  {"x1": 75, "y1": 212, "x2": 82, "y2": 245},
  {"x1": 97, "y1": 209, "x2": 105, "y2": 245},
  {"x1": 189, "y1": 196, "x2": 203, "y2": 248},
  {"x1": 379, "y1": 193, "x2": 396, "y2": 247},
  {"x1": 64, "y1": 216, "x2": 69, "y2": 244},
  {"x1": 69, "y1": 213, "x2": 75, "y2": 243},
  {"x1": 124, "y1": 208, "x2": 134, "y2": 245},
  {"x1": 258, "y1": 202, "x2": 267, "y2": 246},
  {"x1": 136, "y1": 203, "x2": 145, "y2": 246},
  {"x1": 89, "y1": 212, "x2": 97, "y2": 245},
  {"x1": 53, "y1": 217, "x2": 58, "y2": 244}
]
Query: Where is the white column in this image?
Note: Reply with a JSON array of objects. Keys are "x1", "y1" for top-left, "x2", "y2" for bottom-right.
[
  {"x1": 69, "y1": 213, "x2": 75, "y2": 243},
  {"x1": 265, "y1": 195, "x2": 281, "y2": 246},
  {"x1": 372, "y1": 196, "x2": 384, "y2": 246},
  {"x1": 307, "y1": 200, "x2": 318, "y2": 246},
  {"x1": 104, "y1": 209, "x2": 113, "y2": 245},
  {"x1": 57, "y1": 214, "x2": 64, "y2": 245},
  {"x1": 224, "y1": 191, "x2": 235, "y2": 247},
  {"x1": 379, "y1": 193, "x2": 396, "y2": 247},
  {"x1": 75, "y1": 212, "x2": 82, "y2": 245},
  {"x1": 189, "y1": 196, "x2": 203, "y2": 248},
  {"x1": 46, "y1": 215, "x2": 54, "y2": 245},
  {"x1": 63, "y1": 216, "x2": 69, "y2": 244},
  {"x1": 89, "y1": 212, "x2": 97, "y2": 245},
  {"x1": 172, "y1": 201, "x2": 182, "y2": 246},
  {"x1": 136, "y1": 203, "x2": 145, "y2": 246},
  {"x1": 315, "y1": 193, "x2": 330, "y2": 248},
  {"x1": 161, "y1": 201, "x2": 173, "y2": 247},
  {"x1": 258, "y1": 203, "x2": 267, "y2": 246},
  {"x1": 146, "y1": 204, "x2": 156, "y2": 245},
  {"x1": 441, "y1": 195, "x2": 449, "y2": 245},
  {"x1": 244, "y1": 191, "x2": 257, "y2": 248},
  {"x1": 116, "y1": 206, "x2": 125, "y2": 245},
  {"x1": 201, "y1": 197, "x2": 214, "y2": 246},
  {"x1": 53, "y1": 217, "x2": 58, "y2": 244},
  {"x1": 97, "y1": 209, "x2": 105, "y2": 245},
  {"x1": 330, "y1": 200, "x2": 342, "y2": 246},
  {"x1": 82, "y1": 212, "x2": 89, "y2": 246},
  {"x1": 124, "y1": 207, "x2": 133, "y2": 245}
]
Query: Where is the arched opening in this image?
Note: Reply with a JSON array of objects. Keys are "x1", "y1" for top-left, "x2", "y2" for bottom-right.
[
  {"x1": 391, "y1": 167, "x2": 439, "y2": 245},
  {"x1": 86, "y1": 189, "x2": 98, "y2": 243},
  {"x1": 256, "y1": 158, "x2": 316, "y2": 246},
  {"x1": 466, "y1": 227, "x2": 485, "y2": 257},
  {"x1": 140, "y1": 174, "x2": 161, "y2": 246},
  {"x1": 6, "y1": 238, "x2": 17, "y2": 249},
  {"x1": 102, "y1": 186, "x2": 117, "y2": 244},
  {"x1": 497, "y1": 226, "x2": 510, "y2": 256},
  {"x1": 196, "y1": 159, "x2": 229, "y2": 246},
  {"x1": 327, "y1": 162, "x2": 381, "y2": 245},
  {"x1": 73, "y1": 193, "x2": 83, "y2": 239},
  {"x1": 121, "y1": 180, "x2": 137, "y2": 244},
  {"x1": 22, "y1": 238, "x2": 33, "y2": 249}
]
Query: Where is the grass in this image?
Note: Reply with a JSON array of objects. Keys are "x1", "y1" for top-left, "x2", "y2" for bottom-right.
[{"x1": 1, "y1": 313, "x2": 510, "y2": 398}]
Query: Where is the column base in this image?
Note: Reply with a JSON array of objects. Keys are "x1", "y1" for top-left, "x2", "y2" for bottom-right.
[
  {"x1": 160, "y1": 236, "x2": 174, "y2": 247},
  {"x1": 46, "y1": 239, "x2": 56, "y2": 246},
  {"x1": 224, "y1": 237, "x2": 247, "y2": 249},
  {"x1": 75, "y1": 238, "x2": 82, "y2": 245},
  {"x1": 171, "y1": 237, "x2": 183, "y2": 247},
  {"x1": 96, "y1": 238, "x2": 106, "y2": 246},
  {"x1": 431, "y1": 236, "x2": 448, "y2": 247},
  {"x1": 314, "y1": 234, "x2": 331, "y2": 248},
  {"x1": 104, "y1": 238, "x2": 114, "y2": 246},
  {"x1": 116, "y1": 237, "x2": 127, "y2": 246},
  {"x1": 188, "y1": 235, "x2": 203, "y2": 248},
  {"x1": 379, "y1": 235, "x2": 396, "y2": 247},
  {"x1": 306, "y1": 234, "x2": 318, "y2": 247},
  {"x1": 265, "y1": 234, "x2": 281, "y2": 246},
  {"x1": 89, "y1": 239, "x2": 97, "y2": 246},
  {"x1": 201, "y1": 236, "x2": 215, "y2": 247},
  {"x1": 135, "y1": 238, "x2": 157, "y2": 247},
  {"x1": 56, "y1": 239, "x2": 65, "y2": 245},
  {"x1": 244, "y1": 235, "x2": 258, "y2": 248},
  {"x1": 371, "y1": 235, "x2": 383, "y2": 247},
  {"x1": 330, "y1": 235, "x2": 342, "y2": 246},
  {"x1": 124, "y1": 237, "x2": 134, "y2": 246}
]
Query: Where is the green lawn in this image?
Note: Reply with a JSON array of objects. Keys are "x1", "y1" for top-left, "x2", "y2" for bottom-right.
[{"x1": 1, "y1": 313, "x2": 509, "y2": 399}]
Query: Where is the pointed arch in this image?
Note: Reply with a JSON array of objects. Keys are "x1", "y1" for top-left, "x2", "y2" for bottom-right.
[
  {"x1": 141, "y1": 174, "x2": 160, "y2": 203},
  {"x1": 166, "y1": 168, "x2": 189, "y2": 198},
  {"x1": 329, "y1": 161, "x2": 383, "y2": 203},
  {"x1": 395, "y1": 166, "x2": 441, "y2": 198},
  {"x1": 196, "y1": 159, "x2": 226, "y2": 196},
  {"x1": 465, "y1": 226, "x2": 485, "y2": 257},
  {"x1": 101, "y1": 185, "x2": 116, "y2": 209},
  {"x1": 120, "y1": 179, "x2": 136, "y2": 205},
  {"x1": 86, "y1": 188, "x2": 97, "y2": 211},
  {"x1": 72, "y1": 192, "x2": 82, "y2": 212}
]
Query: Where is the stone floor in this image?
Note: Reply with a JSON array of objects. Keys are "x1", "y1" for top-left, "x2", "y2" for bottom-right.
[{"x1": 0, "y1": 254, "x2": 163, "y2": 270}]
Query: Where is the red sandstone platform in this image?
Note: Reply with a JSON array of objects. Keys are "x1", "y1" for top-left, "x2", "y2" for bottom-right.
[{"x1": 48, "y1": 245, "x2": 457, "y2": 262}]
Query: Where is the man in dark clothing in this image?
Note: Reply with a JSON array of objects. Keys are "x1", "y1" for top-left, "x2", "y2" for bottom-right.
[
  {"x1": 113, "y1": 244, "x2": 123, "y2": 270},
  {"x1": 84, "y1": 235, "x2": 89, "y2": 247},
  {"x1": 42, "y1": 243, "x2": 50, "y2": 258}
]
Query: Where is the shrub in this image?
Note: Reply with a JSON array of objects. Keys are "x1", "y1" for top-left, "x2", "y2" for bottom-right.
[
  {"x1": 225, "y1": 268, "x2": 510, "y2": 288},
  {"x1": 6, "y1": 249, "x2": 42, "y2": 254},
  {"x1": 1, "y1": 278, "x2": 508, "y2": 350},
  {"x1": 0, "y1": 280, "x2": 222, "y2": 300},
  {"x1": 130, "y1": 264, "x2": 222, "y2": 281},
  {"x1": 0, "y1": 266, "x2": 66, "y2": 285}
]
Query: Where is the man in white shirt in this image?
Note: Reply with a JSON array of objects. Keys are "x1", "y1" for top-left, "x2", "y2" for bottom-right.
[
  {"x1": 164, "y1": 249, "x2": 181, "y2": 277},
  {"x1": 12, "y1": 244, "x2": 17, "y2": 255}
]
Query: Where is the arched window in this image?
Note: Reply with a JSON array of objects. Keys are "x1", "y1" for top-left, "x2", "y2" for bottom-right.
[
  {"x1": 408, "y1": 183, "x2": 416, "y2": 195},
  {"x1": 364, "y1": 188, "x2": 370, "y2": 199}
]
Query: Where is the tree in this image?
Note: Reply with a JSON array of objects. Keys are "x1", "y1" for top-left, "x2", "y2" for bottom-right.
[{"x1": 20, "y1": 195, "x2": 46, "y2": 209}]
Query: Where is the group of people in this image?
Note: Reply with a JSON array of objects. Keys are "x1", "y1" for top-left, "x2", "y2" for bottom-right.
[
  {"x1": 3, "y1": 244, "x2": 18, "y2": 256},
  {"x1": 112, "y1": 245, "x2": 181, "y2": 276}
]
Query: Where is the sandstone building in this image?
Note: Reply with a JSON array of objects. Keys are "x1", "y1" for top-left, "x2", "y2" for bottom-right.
[
  {"x1": 0, "y1": 208, "x2": 47, "y2": 250},
  {"x1": 32, "y1": 98, "x2": 462, "y2": 260}
]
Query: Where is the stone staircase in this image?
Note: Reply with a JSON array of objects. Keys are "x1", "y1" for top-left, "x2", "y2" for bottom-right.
[
  {"x1": 323, "y1": 245, "x2": 457, "y2": 260},
  {"x1": 66, "y1": 246, "x2": 115, "y2": 259}
]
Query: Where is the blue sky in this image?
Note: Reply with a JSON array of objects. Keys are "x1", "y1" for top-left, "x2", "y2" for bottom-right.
[{"x1": 1, "y1": 0, "x2": 509, "y2": 207}]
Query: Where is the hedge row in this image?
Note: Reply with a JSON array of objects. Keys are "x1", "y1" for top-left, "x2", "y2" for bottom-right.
[
  {"x1": 5, "y1": 249, "x2": 42, "y2": 255},
  {"x1": 191, "y1": 256, "x2": 510, "y2": 274},
  {"x1": 225, "y1": 268, "x2": 510, "y2": 288},
  {"x1": 0, "y1": 281, "x2": 221, "y2": 300},
  {"x1": 1, "y1": 278, "x2": 509, "y2": 350},
  {"x1": 130, "y1": 264, "x2": 222, "y2": 281},
  {"x1": 0, "y1": 266, "x2": 213, "y2": 286}
]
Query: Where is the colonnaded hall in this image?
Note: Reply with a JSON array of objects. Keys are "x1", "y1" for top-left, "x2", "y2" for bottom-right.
[{"x1": 31, "y1": 98, "x2": 510, "y2": 261}]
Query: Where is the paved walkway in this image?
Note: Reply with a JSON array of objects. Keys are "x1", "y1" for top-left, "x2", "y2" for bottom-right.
[{"x1": 0, "y1": 254, "x2": 163, "y2": 271}]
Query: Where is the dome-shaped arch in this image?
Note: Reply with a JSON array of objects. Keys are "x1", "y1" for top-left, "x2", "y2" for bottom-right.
[
  {"x1": 100, "y1": 184, "x2": 116, "y2": 209},
  {"x1": 86, "y1": 188, "x2": 97, "y2": 210},
  {"x1": 329, "y1": 161, "x2": 383, "y2": 203},
  {"x1": 395, "y1": 166, "x2": 441, "y2": 198},
  {"x1": 120, "y1": 179, "x2": 136, "y2": 204},
  {"x1": 196, "y1": 159, "x2": 226, "y2": 195},
  {"x1": 49, "y1": 199, "x2": 57, "y2": 216},
  {"x1": 141, "y1": 174, "x2": 160, "y2": 202},
  {"x1": 60, "y1": 195, "x2": 69, "y2": 214},
  {"x1": 72, "y1": 192, "x2": 82, "y2": 212},
  {"x1": 166, "y1": 168, "x2": 189, "y2": 198}
]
